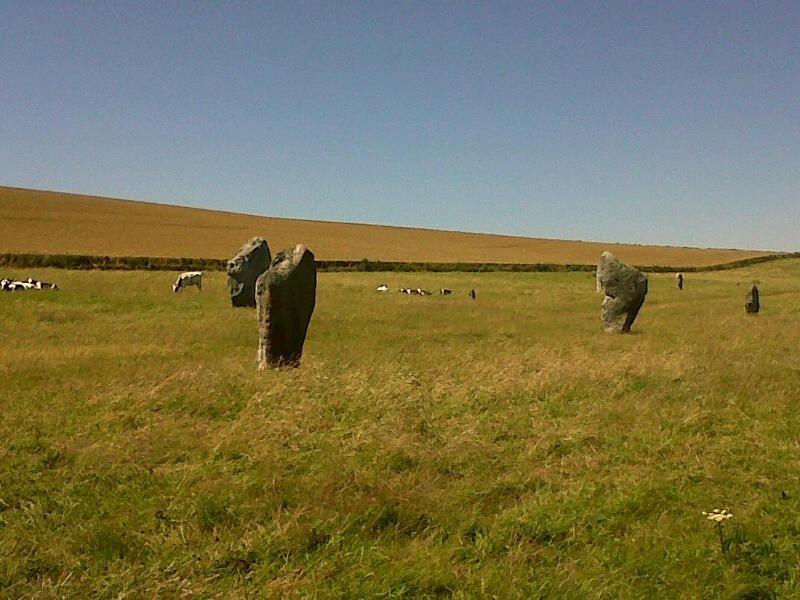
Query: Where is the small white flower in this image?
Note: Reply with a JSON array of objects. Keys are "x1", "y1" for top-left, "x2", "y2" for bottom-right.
[{"x1": 702, "y1": 509, "x2": 733, "y2": 522}]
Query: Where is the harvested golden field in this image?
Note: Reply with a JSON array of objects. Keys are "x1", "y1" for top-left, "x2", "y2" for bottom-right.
[{"x1": 1, "y1": 186, "x2": 774, "y2": 266}]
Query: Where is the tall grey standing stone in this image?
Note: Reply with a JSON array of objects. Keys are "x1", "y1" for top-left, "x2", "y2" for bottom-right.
[
  {"x1": 745, "y1": 285, "x2": 760, "y2": 315},
  {"x1": 256, "y1": 244, "x2": 317, "y2": 368},
  {"x1": 596, "y1": 252, "x2": 648, "y2": 333},
  {"x1": 227, "y1": 237, "x2": 271, "y2": 307}
]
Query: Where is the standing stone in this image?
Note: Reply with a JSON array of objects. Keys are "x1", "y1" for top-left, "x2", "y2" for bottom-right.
[
  {"x1": 596, "y1": 252, "x2": 648, "y2": 333},
  {"x1": 256, "y1": 244, "x2": 317, "y2": 368},
  {"x1": 469, "y1": 289, "x2": 476, "y2": 300},
  {"x1": 745, "y1": 285, "x2": 760, "y2": 315},
  {"x1": 227, "y1": 237, "x2": 271, "y2": 307},
  {"x1": 675, "y1": 272, "x2": 684, "y2": 290}
]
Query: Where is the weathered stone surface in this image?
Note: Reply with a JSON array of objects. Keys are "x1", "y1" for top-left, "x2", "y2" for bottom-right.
[
  {"x1": 256, "y1": 244, "x2": 317, "y2": 368},
  {"x1": 227, "y1": 237, "x2": 271, "y2": 308},
  {"x1": 745, "y1": 285, "x2": 760, "y2": 314},
  {"x1": 675, "y1": 272, "x2": 684, "y2": 290},
  {"x1": 596, "y1": 252, "x2": 648, "y2": 333}
]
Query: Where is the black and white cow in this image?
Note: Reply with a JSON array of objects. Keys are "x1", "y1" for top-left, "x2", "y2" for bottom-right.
[
  {"x1": 376, "y1": 284, "x2": 389, "y2": 292},
  {"x1": 2, "y1": 280, "x2": 35, "y2": 291},
  {"x1": 439, "y1": 288, "x2": 453, "y2": 295},
  {"x1": 173, "y1": 271, "x2": 203, "y2": 292},
  {"x1": 399, "y1": 287, "x2": 431, "y2": 296},
  {"x1": 1, "y1": 277, "x2": 58, "y2": 291},
  {"x1": 26, "y1": 278, "x2": 59, "y2": 290}
]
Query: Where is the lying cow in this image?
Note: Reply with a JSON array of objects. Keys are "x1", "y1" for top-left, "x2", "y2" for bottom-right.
[
  {"x1": 1, "y1": 280, "x2": 35, "y2": 291},
  {"x1": 439, "y1": 288, "x2": 453, "y2": 295},
  {"x1": 399, "y1": 287, "x2": 431, "y2": 296},
  {"x1": 25, "y1": 277, "x2": 59, "y2": 290},
  {"x1": 173, "y1": 271, "x2": 203, "y2": 292},
  {"x1": 376, "y1": 284, "x2": 389, "y2": 292},
  {"x1": 1, "y1": 277, "x2": 59, "y2": 291}
]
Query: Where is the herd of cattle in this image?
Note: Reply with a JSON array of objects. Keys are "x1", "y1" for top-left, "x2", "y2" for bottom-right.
[
  {"x1": 1, "y1": 277, "x2": 59, "y2": 291},
  {"x1": 173, "y1": 272, "x2": 476, "y2": 299},
  {"x1": 376, "y1": 284, "x2": 475, "y2": 298}
]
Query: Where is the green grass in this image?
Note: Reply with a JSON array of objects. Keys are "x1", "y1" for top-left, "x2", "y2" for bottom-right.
[{"x1": 2, "y1": 263, "x2": 800, "y2": 598}]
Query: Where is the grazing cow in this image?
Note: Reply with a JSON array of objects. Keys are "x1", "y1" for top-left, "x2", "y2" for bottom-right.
[
  {"x1": 376, "y1": 284, "x2": 389, "y2": 292},
  {"x1": 173, "y1": 271, "x2": 203, "y2": 292},
  {"x1": 417, "y1": 288, "x2": 432, "y2": 296},
  {"x1": 469, "y1": 289, "x2": 476, "y2": 300},
  {"x1": 0, "y1": 279, "x2": 10, "y2": 291},
  {"x1": 439, "y1": 288, "x2": 453, "y2": 295},
  {"x1": 5, "y1": 281, "x2": 35, "y2": 291}
]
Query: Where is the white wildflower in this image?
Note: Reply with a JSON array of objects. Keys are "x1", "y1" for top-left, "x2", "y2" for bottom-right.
[{"x1": 701, "y1": 508, "x2": 733, "y2": 523}]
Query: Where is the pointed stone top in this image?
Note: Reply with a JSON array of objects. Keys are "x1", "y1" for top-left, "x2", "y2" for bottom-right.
[
  {"x1": 269, "y1": 244, "x2": 313, "y2": 271},
  {"x1": 234, "y1": 236, "x2": 268, "y2": 256}
]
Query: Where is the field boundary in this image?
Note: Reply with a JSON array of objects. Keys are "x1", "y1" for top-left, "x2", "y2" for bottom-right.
[{"x1": 1, "y1": 252, "x2": 798, "y2": 273}]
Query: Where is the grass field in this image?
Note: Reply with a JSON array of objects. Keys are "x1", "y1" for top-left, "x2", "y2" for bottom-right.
[
  {"x1": 2, "y1": 261, "x2": 800, "y2": 598},
  {"x1": 0, "y1": 185, "x2": 775, "y2": 266}
]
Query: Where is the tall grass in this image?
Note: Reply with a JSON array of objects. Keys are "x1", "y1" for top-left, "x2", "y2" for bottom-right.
[{"x1": 1, "y1": 263, "x2": 800, "y2": 597}]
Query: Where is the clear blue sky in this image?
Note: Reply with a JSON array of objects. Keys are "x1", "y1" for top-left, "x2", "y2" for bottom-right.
[{"x1": 1, "y1": 2, "x2": 798, "y2": 250}]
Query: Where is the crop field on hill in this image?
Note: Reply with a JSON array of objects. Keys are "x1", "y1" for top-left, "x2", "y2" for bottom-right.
[
  {"x1": 2, "y1": 261, "x2": 800, "y2": 597},
  {"x1": 0, "y1": 186, "x2": 774, "y2": 267}
]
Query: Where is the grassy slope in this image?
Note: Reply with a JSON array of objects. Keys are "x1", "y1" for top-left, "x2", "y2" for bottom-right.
[
  {"x1": 0, "y1": 185, "x2": 774, "y2": 266},
  {"x1": 2, "y1": 264, "x2": 800, "y2": 597}
]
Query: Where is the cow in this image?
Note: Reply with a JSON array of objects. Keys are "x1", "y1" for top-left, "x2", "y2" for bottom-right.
[
  {"x1": 2, "y1": 278, "x2": 41, "y2": 291},
  {"x1": 26, "y1": 278, "x2": 59, "y2": 290},
  {"x1": 173, "y1": 271, "x2": 203, "y2": 292},
  {"x1": 376, "y1": 284, "x2": 389, "y2": 292},
  {"x1": 0, "y1": 276, "x2": 59, "y2": 291},
  {"x1": 4, "y1": 280, "x2": 35, "y2": 291},
  {"x1": 399, "y1": 287, "x2": 430, "y2": 295},
  {"x1": 439, "y1": 288, "x2": 453, "y2": 295}
]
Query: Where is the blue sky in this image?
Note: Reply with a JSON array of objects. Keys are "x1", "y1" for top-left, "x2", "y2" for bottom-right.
[{"x1": 1, "y1": 1, "x2": 798, "y2": 250}]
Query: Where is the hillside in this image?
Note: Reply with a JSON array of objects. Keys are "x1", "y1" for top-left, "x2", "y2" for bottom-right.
[{"x1": 0, "y1": 186, "x2": 774, "y2": 266}]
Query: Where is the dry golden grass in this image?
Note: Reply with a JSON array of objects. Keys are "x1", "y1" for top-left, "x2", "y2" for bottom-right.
[{"x1": 0, "y1": 185, "x2": 773, "y2": 266}]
